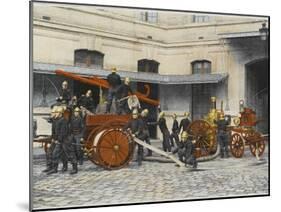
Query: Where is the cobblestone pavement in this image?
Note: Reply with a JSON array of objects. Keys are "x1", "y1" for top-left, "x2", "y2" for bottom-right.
[{"x1": 32, "y1": 146, "x2": 269, "y2": 210}]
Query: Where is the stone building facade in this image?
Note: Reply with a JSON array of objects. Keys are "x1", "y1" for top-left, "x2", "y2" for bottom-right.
[{"x1": 32, "y1": 2, "x2": 269, "y2": 135}]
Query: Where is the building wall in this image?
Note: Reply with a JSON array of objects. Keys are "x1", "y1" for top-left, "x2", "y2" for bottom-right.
[{"x1": 32, "y1": 3, "x2": 269, "y2": 135}]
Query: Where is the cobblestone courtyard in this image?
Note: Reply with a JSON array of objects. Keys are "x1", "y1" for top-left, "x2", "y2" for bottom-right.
[{"x1": 32, "y1": 145, "x2": 269, "y2": 210}]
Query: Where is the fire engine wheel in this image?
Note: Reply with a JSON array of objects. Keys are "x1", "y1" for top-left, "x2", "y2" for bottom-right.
[
  {"x1": 230, "y1": 133, "x2": 244, "y2": 158},
  {"x1": 86, "y1": 119, "x2": 135, "y2": 170},
  {"x1": 187, "y1": 120, "x2": 216, "y2": 158}
]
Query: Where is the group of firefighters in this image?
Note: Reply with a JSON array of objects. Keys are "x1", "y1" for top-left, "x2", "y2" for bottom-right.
[{"x1": 41, "y1": 67, "x2": 231, "y2": 175}]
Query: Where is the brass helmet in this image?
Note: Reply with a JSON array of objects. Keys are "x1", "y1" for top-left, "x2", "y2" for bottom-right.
[
  {"x1": 141, "y1": 109, "x2": 149, "y2": 117},
  {"x1": 124, "y1": 77, "x2": 130, "y2": 85},
  {"x1": 181, "y1": 131, "x2": 189, "y2": 141},
  {"x1": 51, "y1": 106, "x2": 57, "y2": 114},
  {"x1": 111, "y1": 67, "x2": 117, "y2": 73},
  {"x1": 132, "y1": 108, "x2": 138, "y2": 119},
  {"x1": 51, "y1": 106, "x2": 57, "y2": 118},
  {"x1": 219, "y1": 113, "x2": 225, "y2": 120},
  {"x1": 183, "y1": 112, "x2": 190, "y2": 118},
  {"x1": 74, "y1": 107, "x2": 80, "y2": 112},
  {"x1": 56, "y1": 106, "x2": 64, "y2": 115},
  {"x1": 159, "y1": 111, "x2": 165, "y2": 118}
]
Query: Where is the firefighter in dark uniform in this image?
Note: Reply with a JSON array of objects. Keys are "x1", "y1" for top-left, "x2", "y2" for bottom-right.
[
  {"x1": 149, "y1": 112, "x2": 171, "y2": 152},
  {"x1": 42, "y1": 107, "x2": 58, "y2": 173},
  {"x1": 58, "y1": 81, "x2": 71, "y2": 105},
  {"x1": 106, "y1": 67, "x2": 122, "y2": 113},
  {"x1": 123, "y1": 109, "x2": 144, "y2": 166},
  {"x1": 79, "y1": 90, "x2": 96, "y2": 113},
  {"x1": 47, "y1": 107, "x2": 78, "y2": 175},
  {"x1": 116, "y1": 77, "x2": 133, "y2": 114},
  {"x1": 139, "y1": 109, "x2": 152, "y2": 156},
  {"x1": 69, "y1": 107, "x2": 85, "y2": 165},
  {"x1": 179, "y1": 112, "x2": 191, "y2": 133},
  {"x1": 69, "y1": 96, "x2": 79, "y2": 112},
  {"x1": 214, "y1": 113, "x2": 230, "y2": 158},
  {"x1": 172, "y1": 131, "x2": 197, "y2": 168},
  {"x1": 170, "y1": 113, "x2": 179, "y2": 147}
]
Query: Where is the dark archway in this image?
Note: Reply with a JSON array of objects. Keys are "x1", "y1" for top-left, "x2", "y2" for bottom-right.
[
  {"x1": 74, "y1": 49, "x2": 104, "y2": 69},
  {"x1": 245, "y1": 58, "x2": 269, "y2": 133},
  {"x1": 137, "y1": 59, "x2": 159, "y2": 138}
]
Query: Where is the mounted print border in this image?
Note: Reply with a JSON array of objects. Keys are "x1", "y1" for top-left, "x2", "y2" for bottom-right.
[{"x1": 30, "y1": 0, "x2": 270, "y2": 211}]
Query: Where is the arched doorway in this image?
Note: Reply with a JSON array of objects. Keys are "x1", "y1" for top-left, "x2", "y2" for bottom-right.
[
  {"x1": 137, "y1": 59, "x2": 159, "y2": 138},
  {"x1": 245, "y1": 58, "x2": 269, "y2": 133}
]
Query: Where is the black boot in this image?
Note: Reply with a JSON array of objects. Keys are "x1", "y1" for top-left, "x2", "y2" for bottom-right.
[
  {"x1": 47, "y1": 163, "x2": 58, "y2": 175},
  {"x1": 193, "y1": 159, "x2": 198, "y2": 169},
  {"x1": 79, "y1": 158, "x2": 83, "y2": 165},
  {"x1": 62, "y1": 161, "x2": 68, "y2": 172},
  {"x1": 225, "y1": 150, "x2": 229, "y2": 158},
  {"x1": 70, "y1": 163, "x2": 78, "y2": 175},
  {"x1": 137, "y1": 157, "x2": 142, "y2": 166}
]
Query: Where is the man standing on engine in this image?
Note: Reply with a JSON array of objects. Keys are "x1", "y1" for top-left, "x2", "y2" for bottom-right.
[{"x1": 106, "y1": 67, "x2": 121, "y2": 113}]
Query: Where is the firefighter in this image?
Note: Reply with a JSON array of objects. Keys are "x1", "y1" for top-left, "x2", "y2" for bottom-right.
[
  {"x1": 172, "y1": 131, "x2": 197, "y2": 168},
  {"x1": 170, "y1": 113, "x2": 179, "y2": 147},
  {"x1": 42, "y1": 106, "x2": 58, "y2": 173},
  {"x1": 79, "y1": 90, "x2": 96, "y2": 113},
  {"x1": 214, "y1": 113, "x2": 230, "y2": 158},
  {"x1": 149, "y1": 112, "x2": 171, "y2": 152},
  {"x1": 179, "y1": 112, "x2": 191, "y2": 133},
  {"x1": 139, "y1": 109, "x2": 152, "y2": 156},
  {"x1": 57, "y1": 81, "x2": 71, "y2": 105},
  {"x1": 116, "y1": 77, "x2": 133, "y2": 114},
  {"x1": 69, "y1": 107, "x2": 85, "y2": 165},
  {"x1": 69, "y1": 96, "x2": 79, "y2": 112},
  {"x1": 47, "y1": 107, "x2": 78, "y2": 175},
  {"x1": 123, "y1": 109, "x2": 144, "y2": 166},
  {"x1": 106, "y1": 67, "x2": 122, "y2": 113}
]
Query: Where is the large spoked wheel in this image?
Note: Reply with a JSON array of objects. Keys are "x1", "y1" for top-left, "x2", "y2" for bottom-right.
[
  {"x1": 187, "y1": 120, "x2": 216, "y2": 158},
  {"x1": 230, "y1": 133, "x2": 244, "y2": 158},
  {"x1": 96, "y1": 128, "x2": 134, "y2": 169},
  {"x1": 86, "y1": 119, "x2": 135, "y2": 170}
]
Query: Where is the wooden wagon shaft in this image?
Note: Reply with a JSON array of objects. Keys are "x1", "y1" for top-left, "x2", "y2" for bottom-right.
[
  {"x1": 33, "y1": 135, "x2": 52, "y2": 143},
  {"x1": 133, "y1": 137, "x2": 186, "y2": 167},
  {"x1": 55, "y1": 69, "x2": 160, "y2": 106}
]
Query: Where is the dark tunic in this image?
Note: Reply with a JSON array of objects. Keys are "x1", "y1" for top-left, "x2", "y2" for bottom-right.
[
  {"x1": 215, "y1": 119, "x2": 229, "y2": 132},
  {"x1": 158, "y1": 117, "x2": 169, "y2": 133},
  {"x1": 179, "y1": 118, "x2": 191, "y2": 132},
  {"x1": 123, "y1": 118, "x2": 142, "y2": 135},
  {"x1": 69, "y1": 116, "x2": 84, "y2": 135},
  {"x1": 116, "y1": 84, "x2": 132, "y2": 99},
  {"x1": 51, "y1": 118, "x2": 57, "y2": 139},
  {"x1": 172, "y1": 119, "x2": 179, "y2": 133},
  {"x1": 107, "y1": 72, "x2": 121, "y2": 88},
  {"x1": 78, "y1": 96, "x2": 96, "y2": 112},
  {"x1": 55, "y1": 117, "x2": 69, "y2": 142},
  {"x1": 61, "y1": 89, "x2": 71, "y2": 104}
]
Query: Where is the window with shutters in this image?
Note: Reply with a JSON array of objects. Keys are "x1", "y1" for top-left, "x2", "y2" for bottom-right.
[
  {"x1": 140, "y1": 11, "x2": 158, "y2": 23},
  {"x1": 191, "y1": 60, "x2": 211, "y2": 74},
  {"x1": 138, "y1": 59, "x2": 159, "y2": 73},
  {"x1": 74, "y1": 49, "x2": 104, "y2": 69},
  {"x1": 192, "y1": 15, "x2": 210, "y2": 23}
]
